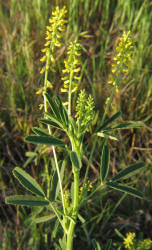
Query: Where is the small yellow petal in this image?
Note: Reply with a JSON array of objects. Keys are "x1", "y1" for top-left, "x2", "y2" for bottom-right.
[
  {"x1": 61, "y1": 88, "x2": 68, "y2": 93},
  {"x1": 36, "y1": 88, "x2": 43, "y2": 95},
  {"x1": 40, "y1": 67, "x2": 45, "y2": 74},
  {"x1": 40, "y1": 56, "x2": 46, "y2": 62}
]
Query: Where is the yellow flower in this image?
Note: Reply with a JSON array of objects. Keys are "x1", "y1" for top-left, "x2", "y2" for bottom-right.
[
  {"x1": 62, "y1": 40, "x2": 81, "y2": 93},
  {"x1": 108, "y1": 31, "x2": 134, "y2": 91},
  {"x1": 123, "y1": 232, "x2": 135, "y2": 249},
  {"x1": 40, "y1": 6, "x2": 67, "y2": 75}
]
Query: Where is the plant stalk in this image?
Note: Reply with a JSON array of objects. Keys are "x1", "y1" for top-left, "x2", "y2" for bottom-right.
[
  {"x1": 66, "y1": 170, "x2": 79, "y2": 250},
  {"x1": 43, "y1": 53, "x2": 66, "y2": 213}
]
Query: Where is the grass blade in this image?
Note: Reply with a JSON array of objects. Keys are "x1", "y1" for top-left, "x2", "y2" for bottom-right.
[
  {"x1": 100, "y1": 145, "x2": 110, "y2": 182},
  {"x1": 92, "y1": 239, "x2": 101, "y2": 250}
]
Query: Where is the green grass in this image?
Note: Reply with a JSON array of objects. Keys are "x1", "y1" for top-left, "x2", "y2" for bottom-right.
[{"x1": 0, "y1": 0, "x2": 152, "y2": 249}]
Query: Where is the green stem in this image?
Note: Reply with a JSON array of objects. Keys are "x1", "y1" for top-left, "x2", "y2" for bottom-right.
[
  {"x1": 43, "y1": 155, "x2": 50, "y2": 198},
  {"x1": 49, "y1": 202, "x2": 67, "y2": 234},
  {"x1": 43, "y1": 53, "x2": 66, "y2": 214},
  {"x1": 101, "y1": 63, "x2": 124, "y2": 125},
  {"x1": 101, "y1": 84, "x2": 116, "y2": 125},
  {"x1": 66, "y1": 170, "x2": 79, "y2": 250},
  {"x1": 80, "y1": 135, "x2": 97, "y2": 201}
]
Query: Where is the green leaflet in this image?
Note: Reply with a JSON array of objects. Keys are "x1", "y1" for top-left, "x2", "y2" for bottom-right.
[
  {"x1": 100, "y1": 145, "x2": 110, "y2": 182},
  {"x1": 70, "y1": 151, "x2": 81, "y2": 170},
  {"x1": 13, "y1": 167, "x2": 45, "y2": 197},
  {"x1": 5, "y1": 195, "x2": 49, "y2": 206},
  {"x1": 96, "y1": 112, "x2": 121, "y2": 132},
  {"x1": 32, "y1": 127, "x2": 49, "y2": 136},
  {"x1": 107, "y1": 182, "x2": 143, "y2": 199},
  {"x1": 40, "y1": 118, "x2": 63, "y2": 130},
  {"x1": 112, "y1": 162, "x2": 145, "y2": 181},
  {"x1": 44, "y1": 92, "x2": 60, "y2": 120},
  {"x1": 34, "y1": 214, "x2": 56, "y2": 224},
  {"x1": 25, "y1": 135, "x2": 66, "y2": 148},
  {"x1": 55, "y1": 96, "x2": 69, "y2": 127},
  {"x1": 97, "y1": 132, "x2": 119, "y2": 141},
  {"x1": 105, "y1": 122, "x2": 143, "y2": 131}
]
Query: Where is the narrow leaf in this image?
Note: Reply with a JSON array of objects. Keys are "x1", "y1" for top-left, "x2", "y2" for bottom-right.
[
  {"x1": 44, "y1": 92, "x2": 60, "y2": 120},
  {"x1": 55, "y1": 96, "x2": 69, "y2": 127},
  {"x1": 25, "y1": 152, "x2": 37, "y2": 157},
  {"x1": 50, "y1": 159, "x2": 66, "y2": 201},
  {"x1": 70, "y1": 151, "x2": 81, "y2": 170},
  {"x1": 105, "y1": 122, "x2": 143, "y2": 131},
  {"x1": 44, "y1": 112, "x2": 64, "y2": 128},
  {"x1": 100, "y1": 145, "x2": 110, "y2": 182},
  {"x1": 25, "y1": 135, "x2": 65, "y2": 148},
  {"x1": 112, "y1": 162, "x2": 145, "y2": 182},
  {"x1": 78, "y1": 214, "x2": 90, "y2": 243},
  {"x1": 55, "y1": 160, "x2": 66, "y2": 200},
  {"x1": 39, "y1": 118, "x2": 63, "y2": 130},
  {"x1": 32, "y1": 127, "x2": 49, "y2": 136},
  {"x1": 97, "y1": 132, "x2": 119, "y2": 141},
  {"x1": 50, "y1": 169, "x2": 58, "y2": 202},
  {"x1": 5, "y1": 195, "x2": 49, "y2": 206},
  {"x1": 13, "y1": 167, "x2": 45, "y2": 197},
  {"x1": 92, "y1": 239, "x2": 101, "y2": 250},
  {"x1": 96, "y1": 112, "x2": 121, "y2": 132},
  {"x1": 34, "y1": 214, "x2": 56, "y2": 224},
  {"x1": 105, "y1": 239, "x2": 112, "y2": 250},
  {"x1": 107, "y1": 182, "x2": 143, "y2": 199}
]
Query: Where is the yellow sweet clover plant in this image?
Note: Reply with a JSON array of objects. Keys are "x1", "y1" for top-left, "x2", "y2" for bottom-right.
[
  {"x1": 102, "y1": 31, "x2": 134, "y2": 124},
  {"x1": 108, "y1": 31, "x2": 134, "y2": 93},
  {"x1": 118, "y1": 232, "x2": 152, "y2": 250},
  {"x1": 5, "y1": 6, "x2": 146, "y2": 250}
]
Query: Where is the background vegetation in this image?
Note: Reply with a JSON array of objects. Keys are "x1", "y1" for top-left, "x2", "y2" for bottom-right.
[{"x1": 0, "y1": 0, "x2": 152, "y2": 249}]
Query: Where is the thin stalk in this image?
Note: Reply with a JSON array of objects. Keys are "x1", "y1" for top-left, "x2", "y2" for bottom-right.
[
  {"x1": 43, "y1": 53, "x2": 66, "y2": 214},
  {"x1": 101, "y1": 62, "x2": 124, "y2": 125},
  {"x1": 66, "y1": 170, "x2": 79, "y2": 250},
  {"x1": 80, "y1": 135, "x2": 98, "y2": 201},
  {"x1": 49, "y1": 202, "x2": 67, "y2": 234},
  {"x1": 101, "y1": 83, "x2": 116, "y2": 125}
]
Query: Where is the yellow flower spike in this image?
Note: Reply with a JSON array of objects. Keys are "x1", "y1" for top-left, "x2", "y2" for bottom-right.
[
  {"x1": 44, "y1": 41, "x2": 51, "y2": 47},
  {"x1": 40, "y1": 6, "x2": 67, "y2": 75},
  {"x1": 108, "y1": 31, "x2": 134, "y2": 92},
  {"x1": 50, "y1": 55, "x2": 55, "y2": 63}
]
